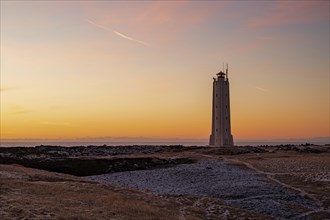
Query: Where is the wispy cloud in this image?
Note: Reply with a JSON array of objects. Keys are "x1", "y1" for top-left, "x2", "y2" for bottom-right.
[
  {"x1": 84, "y1": 1, "x2": 220, "y2": 43},
  {"x1": 0, "y1": 86, "x2": 16, "y2": 92},
  {"x1": 13, "y1": 110, "x2": 34, "y2": 115},
  {"x1": 87, "y1": 19, "x2": 148, "y2": 46},
  {"x1": 248, "y1": 84, "x2": 268, "y2": 93},
  {"x1": 8, "y1": 104, "x2": 34, "y2": 115},
  {"x1": 41, "y1": 121, "x2": 72, "y2": 127},
  {"x1": 247, "y1": 1, "x2": 329, "y2": 30},
  {"x1": 255, "y1": 86, "x2": 268, "y2": 93}
]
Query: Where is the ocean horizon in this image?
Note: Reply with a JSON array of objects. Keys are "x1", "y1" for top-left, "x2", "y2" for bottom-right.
[{"x1": 1, "y1": 138, "x2": 329, "y2": 148}]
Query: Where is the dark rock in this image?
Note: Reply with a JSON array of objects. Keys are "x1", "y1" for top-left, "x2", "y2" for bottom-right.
[{"x1": 0, "y1": 147, "x2": 194, "y2": 176}]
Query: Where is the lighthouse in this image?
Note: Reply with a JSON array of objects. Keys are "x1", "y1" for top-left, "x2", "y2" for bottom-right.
[{"x1": 209, "y1": 64, "x2": 234, "y2": 147}]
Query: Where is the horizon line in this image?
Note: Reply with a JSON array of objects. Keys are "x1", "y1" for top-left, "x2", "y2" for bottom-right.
[{"x1": 1, "y1": 136, "x2": 329, "y2": 142}]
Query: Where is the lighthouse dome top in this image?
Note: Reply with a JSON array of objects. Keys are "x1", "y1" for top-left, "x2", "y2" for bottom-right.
[{"x1": 216, "y1": 71, "x2": 226, "y2": 78}]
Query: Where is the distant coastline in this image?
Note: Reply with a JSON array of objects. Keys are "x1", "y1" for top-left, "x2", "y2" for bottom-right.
[{"x1": 0, "y1": 137, "x2": 329, "y2": 147}]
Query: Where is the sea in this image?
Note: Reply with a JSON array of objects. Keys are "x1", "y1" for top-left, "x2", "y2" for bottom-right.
[{"x1": 1, "y1": 139, "x2": 329, "y2": 147}]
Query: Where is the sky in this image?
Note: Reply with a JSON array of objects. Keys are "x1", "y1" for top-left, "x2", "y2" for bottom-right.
[{"x1": 1, "y1": 1, "x2": 329, "y2": 141}]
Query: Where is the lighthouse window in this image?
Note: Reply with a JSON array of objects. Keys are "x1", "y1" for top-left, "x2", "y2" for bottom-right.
[
  {"x1": 226, "y1": 116, "x2": 227, "y2": 120},
  {"x1": 226, "y1": 105, "x2": 227, "y2": 109},
  {"x1": 226, "y1": 129, "x2": 227, "y2": 132}
]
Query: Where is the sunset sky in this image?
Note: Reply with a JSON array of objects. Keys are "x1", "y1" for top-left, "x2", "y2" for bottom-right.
[{"x1": 1, "y1": 1, "x2": 329, "y2": 141}]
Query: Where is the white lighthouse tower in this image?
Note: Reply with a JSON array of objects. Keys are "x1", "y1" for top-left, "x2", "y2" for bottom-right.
[{"x1": 209, "y1": 64, "x2": 234, "y2": 147}]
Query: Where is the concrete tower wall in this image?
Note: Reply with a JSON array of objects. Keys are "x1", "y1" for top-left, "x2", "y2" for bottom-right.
[
  {"x1": 209, "y1": 80, "x2": 216, "y2": 146},
  {"x1": 209, "y1": 67, "x2": 234, "y2": 147}
]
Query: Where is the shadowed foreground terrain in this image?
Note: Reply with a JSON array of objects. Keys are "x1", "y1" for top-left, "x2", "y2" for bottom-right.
[
  {"x1": 1, "y1": 145, "x2": 329, "y2": 219},
  {"x1": 1, "y1": 164, "x2": 267, "y2": 219}
]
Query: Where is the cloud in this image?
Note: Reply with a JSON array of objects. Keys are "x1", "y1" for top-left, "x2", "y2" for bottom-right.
[
  {"x1": 84, "y1": 1, "x2": 221, "y2": 43},
  {"x1": 87, "y1": 19, "x2": 148, "y2": 46},
  {"x1": 0, "y1": 87, "x2": 15, "y2": 92},
  {"x1": 247, "y1": 1, "x2": 329, "y2": 29},
  {"x1": 41, "y1": 121, "x2": 72, "y2": 127},
  {"x1": 12, "y1": 110, "x2": 34, "y2": 115},
  {"x1": 248, "y1": 84, "x2": 268, "y2": 93},
  {"x1": 255, "y1": 86, "x2": 268, "y2": 93},
  {"x1": 8, "y1": 104, "x2": 34, "y2": 115}
]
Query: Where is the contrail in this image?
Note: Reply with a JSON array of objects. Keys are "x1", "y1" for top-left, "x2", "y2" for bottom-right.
[
  {"x1": 248, "y1": 84, "x2": 268, "y2": 93},
  {"x1": 255, "y1": 86, "x2": 268, "y2": 92},
  {"x1": 111, "y1": 29, "x2": 148, "y2": 46},
  {"x1": 87, "y1": 19, "x2": 148, "y2": 46}
]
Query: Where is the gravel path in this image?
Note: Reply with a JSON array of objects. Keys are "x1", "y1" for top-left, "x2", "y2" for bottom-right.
[{"x1": 86, "y1": 160, "x2": 320, "y2": 219}]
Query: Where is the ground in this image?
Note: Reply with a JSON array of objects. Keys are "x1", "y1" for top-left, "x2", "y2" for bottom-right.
[{"x1": 0, "y1": 145, "x2": 329, "y2": 219}]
